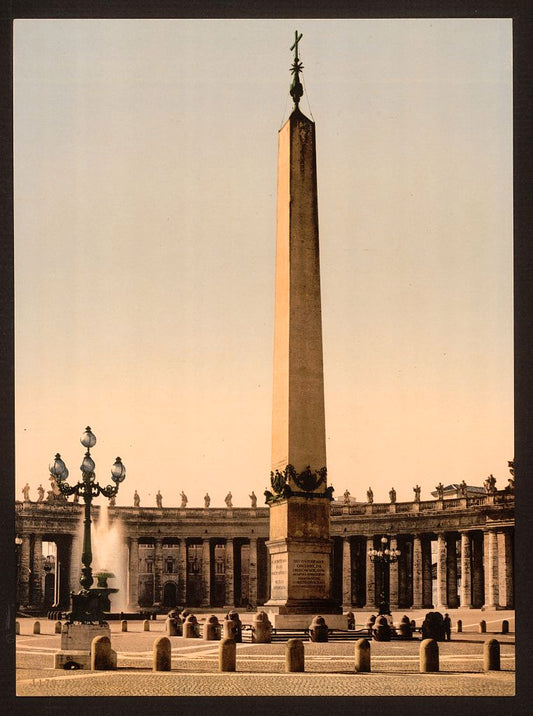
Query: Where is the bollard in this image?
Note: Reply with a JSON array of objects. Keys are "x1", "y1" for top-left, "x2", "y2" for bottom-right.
[
  {"x1": 203, "y1": 615, "x2": 221, "y2": 641},
  {"x1": 251, "y1": 611, "x2": 272, "y2": 643},
  {"x1": 309, "y1": 615, "x2": 329, "y2": 642},
  {"x1": 286, "y1": 638, "x2": 304, "y2": 672},
  {"x1": 121, "y1": 620, "x2": 128, "y2": 632},
  {"x1": 55, "y1": 621, "x2": 62, "y2": 634},
  {"x1": 410, "y1": 619, "x2": 416, "y2": 630},
  {"x1": 420, "y1": 638, "x2": 439, "y2": 673},
  {"x1": 183, "y1": 614, "x2": 199, "y2": 638},
  {"x1": 398, "y1": 615, "x2": 412, "y2": 639},
  {"x1": 33, "y1": 621, "x2": 40, "y2": 635},
  {"x1": 456, "y1": 619, "x2": 462, "y2": 633},
  {"x1": 354, "y1": 638, "x2": 371, "y2": 672},
  {"x1": 484, "y1": 639, "x2": 500, "y2": 671},
  {"x1": 143, "y1": 620, "x2": 150, "y2": 632},
  {"x1": 479, "y1": 620, "x2": 486, "y2": 634},
  {"x1": 153, "y1": 636, "x2": 171, "y2": 671},
  {"x1": 501, "y1": 620, "x2": 509, "y2": 634},
  {"x1": 346, "y1": 611, "x2": 355, "y2": 630},
  {"x1": 91, "y1": 635, "x2": 117, "y2": 670},
  {"x1": 225, "y1": 611, "x2": 243, "y2": 643},
  {"x1": 222, "y1": 618, "x2": 237, "y2": 641},
  {"x1": 15, "y1": 621, "x2": 20, "y2": 635},
  {"x1": 167, "y1": 618, "x2": 180, "y2": 636},
  {"x1": 372, "y1": 615, "x2": 391, "y2": 642},
  {"x1": 219, "y1": 637, "x2": 236, "y2": 672}
]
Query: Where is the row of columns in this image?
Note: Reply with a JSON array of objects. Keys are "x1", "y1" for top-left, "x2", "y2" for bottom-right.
[
  {"x1": 126, "y1": 537, "x2": 261, "y2": 609},
  {"x1": 341, "y1": 528, "x2": 513, "y2": 610}
]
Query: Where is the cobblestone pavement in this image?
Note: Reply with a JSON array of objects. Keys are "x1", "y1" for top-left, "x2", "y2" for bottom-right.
[{"x1": 15, "y1": 612, "x2": 515, "y2": 697}]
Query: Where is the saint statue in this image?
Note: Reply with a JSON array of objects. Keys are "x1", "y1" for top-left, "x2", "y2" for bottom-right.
[
  {"x1": 249, "y1": 491, "x2": 257, "y2": 508},
  {"x1": 22, "y1": 483, "x2": 30, "y2": 501},
  {"x1": 156, "y1": 490, "x2": 163, "y2": 508},
  {"x1": 133, "y1": 490, "x2": 140, "y2": 507},
  {"x1": 413, "y1": 484, "x2": 421, "y2": 502},
  {"x1": 225, "y1": 492, "x2": 233, "y2": 508},
  {"x1": 436, "y1": 482, "x2": 444, "y2": 500},
  {"x1": 343, "y1": 489, "x2": 351, "y2": 504},
  {"x1": 367, "y1": 487, "x2": 373, "y2": 504},
  {"x1": 389, "y1": 487, "x2": 396, "y2": 504},
  {"x1": 37, "y1": 484, "x2": 45, "y2": 502},
  {"x1": 204, "y1": 493, "x2": 211, "y2": 508},
  {"x1": 180, "y1": 491, "x2": 188, "y2": 508}
]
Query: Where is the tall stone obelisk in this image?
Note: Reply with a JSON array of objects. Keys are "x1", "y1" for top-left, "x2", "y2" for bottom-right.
[{"x1": 265, "y1": 33, "x2": 339, "y2": 617}]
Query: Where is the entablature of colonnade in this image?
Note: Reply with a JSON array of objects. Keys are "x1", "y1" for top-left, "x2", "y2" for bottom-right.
[
  {"x1": 329, "y1": 494, "x2": 514, "y2": 536},
  {"x1": 15, "y1": 501, "x2": 84, "y2": 535}
]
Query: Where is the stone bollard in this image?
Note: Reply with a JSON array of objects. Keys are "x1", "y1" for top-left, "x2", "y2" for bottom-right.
[
  {"x1": 222, "y1": 618, "x2": 238, "y2": 641},
  {"x1": 479, "y1": 620, "x2": 487, "y2": 633},
  {"x1": 251, "y1": 611, "x2": 272, "y2": 643},
  {"x1": 420, "y1": 639, "x2": 439, "y2": 673},
  {"x1": 153, "y1": 636, "x2": 171, "y2": 671},
  {"x1": 398, "y1": 615, "x2": 412, "y2": 639},
  {"x1": 456, "y1": 619, "x2": 462, "y2": 633},
  {"x1": 203, "y1": 615, "x2": 221, "y2": 641},
  {"x1": 121, "y1": 620, "x2": 128, "y2": 632},
  {"x1": 286, "y1": 638, "x2": 304, "y2": 672},
  {"x1": 143, "y1": 620, "x2": 150, "y2": 632},
  {"x1": 55, "y1": 621, "x2": 62, "y2": 634},
  {"x1": 183, "y1": 614, "x2": 199, "y2": 638},
  {"x1": 372, "y1": 615, "x2": 391, "y2": 642},
  {"x1": 91, "y1": 635, "x2": 117, "y2": 670},
  {"x1": 225, "y1": 611, "x2": 243, "y2": 643},
  {"x1": 484, "y1": 639, "x2": 500, "y2": 671},
  {"x1": 354, "y1": 638, "x2": 371, "y2": 672},
  {"x1": 309, "y1": 615, "x2": 329, "y2": 643},
  {"x1": 33, "y1": 621, "x2": 40, "y2": 635},
  {"x1": 410, "y1": 619, "x2": 416, "y2": 630},
  {"x1": 501, "y1": 620, "x2": 509, "y2": 634},
  {"x1": 167, "y1": 618, "x2": 180, "y2": 637},
  {"x1": 365, "y1": 615, "x2": 376, "y2": 635},
  {"x1": 219, "y1": 637, "x2": 236, "y2": 672},
  {"x1": 15, "y1": 621, "x2": 20, "y2": 635},
  {"x1": 345, "y1": 611, "x2": 355, "y2": 630}
]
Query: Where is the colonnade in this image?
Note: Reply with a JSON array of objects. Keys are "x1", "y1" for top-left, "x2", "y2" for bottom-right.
[{"x1": 339, "y1": 528, "x2": 514, "y2": 610}]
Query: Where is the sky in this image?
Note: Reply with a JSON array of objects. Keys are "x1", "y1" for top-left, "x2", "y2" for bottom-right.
[{"x1": 14, "y1": 18, "x2": 513, "y2": 508}]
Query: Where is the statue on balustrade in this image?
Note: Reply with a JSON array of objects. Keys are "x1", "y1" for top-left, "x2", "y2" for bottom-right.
[
  {"x1": 459, "y1": 480, "x2": 468, "y2": 497},
  {"x1": 249, "y1": 491, "x2": 257, "y2": 508},
  {"x1": 366, "y1": 487, "x2": 373, "y2": 504},
  {"x1": 343, "y1": 489, "x2": 351, "y2": 504},
  {"x1": 225, "y1": 491, "x2": 233, "y2": 508},
  {"x1": 413, "y1": 484, "x2": 421, "y2": 502},
  {"x1": 133, "y1": 490, "x2": 140, "y2": 506},
  {"x1": 204, "y1": 493, "x2": 211, "y2": 508},
  {"x1": 436, "y1": 482, "x2": 444, "y2": 500},
  {"x1": 484, "y1": 474, "x2": 497, "y2": 495},
  {"x1": 156, "y1": 490, "x2": 163, "y2": 508},
  {"x1": 37, "y1": 484, "x2": 45, "y2": 502},
  {"x1": 389, "y1": 487, "x2": 396, "y2": 504},
  {"x1": 180, "y1": 491, "x2": 188, "y2": 508},
  {"x1": 22, "y1": 483, "x2": 30, "y2": 501}
]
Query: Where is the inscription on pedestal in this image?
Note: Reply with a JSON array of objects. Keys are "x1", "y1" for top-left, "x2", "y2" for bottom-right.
[
  {"x1": 292, "y1": 558, "x2": 326, "y2": 589},
  {"x1": 271, "y1": 556, "x2": 288, "y2": 599}
]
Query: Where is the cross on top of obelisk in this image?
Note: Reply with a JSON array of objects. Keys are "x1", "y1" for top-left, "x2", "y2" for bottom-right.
[{"x1": 289, "y1": 30, "x2": 304, "y2": 108}]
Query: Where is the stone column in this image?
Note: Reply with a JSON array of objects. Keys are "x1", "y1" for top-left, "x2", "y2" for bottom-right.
[
  {"x1": 422, "y1": 538, "x2": 433, "y2": 607},
  {"x1": 201, "y1": 539, "x2": 211, "y2": 607},
  {"x1": 435, "y1": 533, "x2": 447, "y2": 609},
  {"x1": 484, "y1": 530, "x2": 499, "y2": 609},
  {"x1": 460, "y1": 532, "x2": 472, "y2": 608},
  {"x1": 364, "y1": 537, "x2": 375, "y2": 608},
  {"x1": 389, "y1": 537, "x2": 399, "y2": 609},
  {"x1": 497, "y1": 530, "x2": 513, "y2": 608},
  {"x1": 31, "y1": 534, "x2": 43, "y2": 607},
  {"x1": 412, "y1": 535, "x2": 423, "y2": 608},
  {"x1": 19, "y1": 535, "x2": 31, "y2": 606},
  {"x1": 127, "y1": 537, "x2": 139, "y2": 608},
  {"x1": 69, "y1": 534, "x2": 81, "y2": 595},
  {"x1": 446, "y1": 534, "x2": 458, "y2": 608},
  {"x1": 249, "y1": 538, "x2": 258, "y2": 607},
  {"x1": 153, "y1": 539, "x2": 163, "y2": 605},
  {"x1": 225, "y1": 538, "x2": 235, "y2": 607},
  {"x1": 342, "y1": 538, "x2": 352, "y2": 608},
  {"x1": 178, "y1": 539, "x2": 187, "y2": 605},
  {"x1": 472, "y1": 531, "x2": 484, "y2": 607}
]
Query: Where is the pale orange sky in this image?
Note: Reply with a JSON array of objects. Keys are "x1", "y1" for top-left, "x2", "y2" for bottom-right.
[{"x1": 14, "y1": 19, "x2": 513, "y2": 507}]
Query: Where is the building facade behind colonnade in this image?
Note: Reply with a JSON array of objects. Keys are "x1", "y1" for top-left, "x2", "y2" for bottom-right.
[{"x1": 15, "y1": 486, "x2": 514, "y2": 614}]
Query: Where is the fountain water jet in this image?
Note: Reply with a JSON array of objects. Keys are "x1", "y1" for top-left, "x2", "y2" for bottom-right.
[{"x1": 92, "y1": 503, "x2": 128, "y2": 612}]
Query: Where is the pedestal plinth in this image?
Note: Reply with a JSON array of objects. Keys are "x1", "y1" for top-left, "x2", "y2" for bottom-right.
[{"x1": 54, "y1": 623, "x2": 112, "y2": 670}]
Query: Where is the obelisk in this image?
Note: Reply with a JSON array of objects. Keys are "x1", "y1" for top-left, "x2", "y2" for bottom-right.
[{"x1": 265, "y1": 33, "x2": 340, "y2": 618}]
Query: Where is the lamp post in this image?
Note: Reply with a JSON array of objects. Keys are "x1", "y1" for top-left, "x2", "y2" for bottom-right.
[
  {"x1": 49, "y1": 426, "x2": 126, "y2": 623},
  {"x1": 368, "y1": 536, "x2": 401, "y2": 614}
]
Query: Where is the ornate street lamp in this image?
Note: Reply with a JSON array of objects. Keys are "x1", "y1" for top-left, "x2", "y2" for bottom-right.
[
  {"x1": 49, "y1": 426, "x2": 126, "y2": 623},
  {"x1": 368, "y1": 536, "x2": 401, "y2": 614}
]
